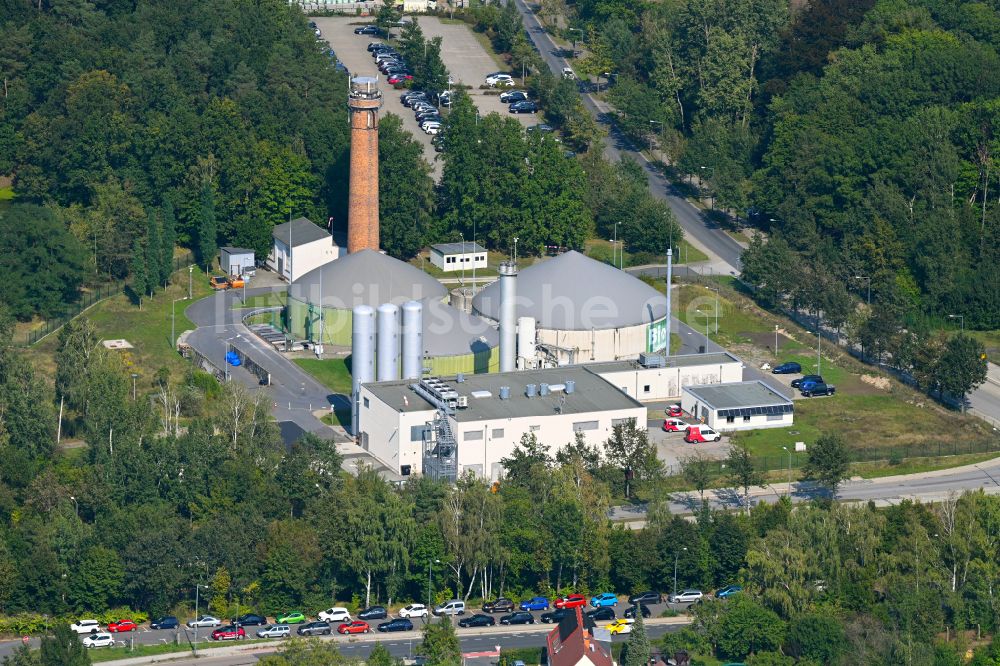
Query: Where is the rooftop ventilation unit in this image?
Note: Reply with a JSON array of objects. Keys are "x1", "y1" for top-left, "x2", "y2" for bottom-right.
[
  {"x1": 639, "y1": 352, "x2": 667, "y2": 368},
  {"x1": 414, "y1": 377, "x2": 460, "y2": 411},
  {"x1": 565, "y1": 380, "x2": 576, "y2": 394},
  {"x1": 499, "y1": 386, "x2": 511, "y2": 400},
  {"x1": 525, "y1": 384, "x2": 537, "y2": 398},
  {"x1": 456, "y1": 396, "x2": 469, "y2": 408},
  {"x1": 471, "y1": 390, "x2": 492, "y2": 399}
]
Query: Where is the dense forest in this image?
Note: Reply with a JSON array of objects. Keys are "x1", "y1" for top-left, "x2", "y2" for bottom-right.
[{"x1": 571, "y1": 0, "x2": 1000, "y2": 330}]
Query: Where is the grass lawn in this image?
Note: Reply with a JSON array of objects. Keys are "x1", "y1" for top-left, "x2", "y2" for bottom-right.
[
  {"x1": 294, "y1": 357, "x2": 353, "y2": 395},
  {"x1": 585, "y1": 238, "x2": 709, "y2": 266},
  {"x1": 468, "y1": 28, "x2": 509, "y2": 71},
  {"x1": 234, "y1": 292, "x2": 286, "y2": 309},
  {"x1": 321, "y1": 408, "x2": 352, "y2": 429},
  {"x1": 89, "y1": 637, "x2": 279, "y2": 663},
  {"x1": 969, "y1": 329, "x2": 1000, "y2": 354},
  {"x1": 33, "y1": 266, "x2": 214, "y2": 390},
  {"x1": 0, "y1": 186, "x2": 14, "y2": 201}
]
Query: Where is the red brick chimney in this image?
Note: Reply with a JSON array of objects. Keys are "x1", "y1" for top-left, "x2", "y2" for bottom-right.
[{"x1": 347, "y1": 76, "x2": 382, "y2": 253}]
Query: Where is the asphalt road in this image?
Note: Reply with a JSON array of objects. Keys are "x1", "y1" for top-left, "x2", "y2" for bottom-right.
[{"x1": 511, "y1": 0, "x2": 744, "y2": 273}]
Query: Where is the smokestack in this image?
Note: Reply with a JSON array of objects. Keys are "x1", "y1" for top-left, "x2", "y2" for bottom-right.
[
  {"x1": 347, "y1": 76, "x2": 382, "y2": 253},
  {"x1": 401, "y1": 300, "x2": 424, "y2": 380},
  {"x1": 665, "y1": 247, "x2": 672, "y2": 357},
  {"x1": 499, "y1": 261, "x2": 517, "y2": 373},
  {"x1": 376, "y1": 303, "x2": 400, "y2": 381},
  {"x1": 351, "y1": 304, "x2": 376, "y2": 436}
]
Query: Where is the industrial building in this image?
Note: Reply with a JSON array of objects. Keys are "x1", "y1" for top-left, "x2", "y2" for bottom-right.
[
  {"x1": 471, "y1": 251, "x2": 668, "y2": 366},
  {"x1": 430, "y1": 242, "x2": 488, "y2": 273},
  {"x1": 681, "y1": 381, "x2": 794, "y2": 431},
  {"x1": 268, "y1": 217, "x2": 343, "y2": 282},
  {"x1": 589, "y1": 351, "x2": 743, "y2": 402},
  {"x1": 357, "y1": 367, "x2": 647, "y2": 480}
]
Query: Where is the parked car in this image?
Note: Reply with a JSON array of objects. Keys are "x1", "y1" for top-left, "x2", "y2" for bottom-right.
[
  {"x1": 527, "y1": 123, "x2": 554, "y2": 134},
  {"x1": 483, "y1": 598, "x2": 515, "y2": 613},
  {"x1": 276, "y1": 612, "x2": 306, "y2": 624},
  {"x1": 554, "y1": 594, "x2": 586, "y2": 610},
  {"x1": 368, "y1": 42, "x2": 390, "y2": 52},
  {"x1": 801, "y1": 383, "x2": 835, "y2": 397},
  {"x1": 256, "y1": 624, "x2": 291, "y2": 639},
  {"x1": 338, "y1": 620, "x2": 372, "y2": 635},
  {"x1": 298, "y1": 621, "x2": 331, "y2": 636},
  {"x1": 669, "y1": 590, "x2": 704, "y2": 604},
  {"x1": 318, "y1": 608, "x2": 351, "y2": 623},
  {"x1": 662, "y1": 417, "x2": 688, "y2": 432},
  {"x1": 438, "y1": 92, "x2": 452, "y2": 107},
  {"x1": 387, "y1": 73, "x2": 412, "y2": 84},
  {"x1": 358, "y1": 606, "x2": 389, "y2": 620},
  {"x1": 433, "y1": 600, "x2": 466, "y2": 616},
  {"x1": 422, "y1": 122, "x2": 442, "y2": 135},
  {"x1": 716, "y1": 585, "x2": 742, "y2": 599},
  {"x1": 685, "y1": 425, "x2": 722, "y2": 443},
  {"x1": 71, "y1": 620, "x2": 102, "y2": 634},
  {"x1": 772, "y1": 362, "x2": 802, "y2": 374},
  {"x1": 500, "y1": 90, "x2": 528, "y2": 103},
  {"x1": 355, "y1": 24, "x2": 379, "y2": 35},
  {"x1": 187, "y1": 616, "x2": 221, "y2": 629},
  {"x1": 499, "y1": 612, "x2": 535, "y2": 625},
  {"x1": 399, "y1": 604, "x2": 429, "y2": 618},
  {"x1": 519, "y1": 597, "x2": 550, "y2": 611},
  {"x1": 402, "y1": 93, "x2": 429, "y2": 106},
  {"x1": 416, "y1": 111, "x2": 441, "y2": 123},
  {"x1": 791, "y1": 374, "x2": 823, "y2": 389},
  {"x1": 586, "y1": 607, "x2": 616, "y2": 621},
  {"x1": 82, "y1": 632, "x2": 114, "y2": 648},
  {"x1": 590, "y1": 593, "x2": 618, "y2": 608},
  {"x1": 540, "y1": 609, "x2": 570, "y2": 624},
  {"x1": 232, "y1": 614, "x2": 268, "y2": 627},
  {"x1": 108, "y1": 620, "x2": 137, "y2": 633},
  {"x1": 458, "y1": 614, "x2": 496, "y2": 628},
  {"x1": 605, "y1": 618, "x2": 634, "y2": 635},
  {"x1": 486, "y1": 73, "x2": 515, "y2": 87},
  {"x1": 211, "y1": 625, "x2": 246, "y2": 641},
  {"x1": 509, "y1": 100, "x2": 538, "y2": 114},
  {"x1": 378, "y1": 618, "x2": 414, "y2": 632},
  {"x1": 666, "y1": 404, "x2": 683, "y2": 417},
  {"x1": 150, "y1": 616, "x2": 179, "y2": 630},
  {"x1": 624, "y1": 604, "x2": 650, "y2": 619},
  {"x1": 628, "y1": 591, "x2": 662, "y2": 605}
]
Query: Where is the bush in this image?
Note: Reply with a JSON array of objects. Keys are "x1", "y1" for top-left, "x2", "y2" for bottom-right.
[{"x1": 500, "y1": 648, "x2": 543, "y2": 665}]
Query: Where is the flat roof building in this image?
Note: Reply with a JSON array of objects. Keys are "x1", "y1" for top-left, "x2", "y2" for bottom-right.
[
  {"x1": 430, "y1": 242, "x2": 488, "y2": 273},
  {"x1": 682, "y1": 380, "x2": 793, "y2": 432},
  {"x1": 586, "y1": 351, "x2": 743, "y2": 402}
]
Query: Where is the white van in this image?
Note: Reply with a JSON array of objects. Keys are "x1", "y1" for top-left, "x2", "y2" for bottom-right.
[{"x1": 433, "y1": 600, "x2": 466, "y2": 616}]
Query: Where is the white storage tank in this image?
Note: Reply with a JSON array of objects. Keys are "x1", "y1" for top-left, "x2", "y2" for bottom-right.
[
  {"x1": 376, "y1": 303, "x2": 400, "y2": 381},
  {"x1": 401, "y1": 300, "x2": 423, "y2": 380}
]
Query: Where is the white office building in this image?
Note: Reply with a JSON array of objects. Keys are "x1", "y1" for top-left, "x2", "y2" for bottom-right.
[
  {"x1": 681, "y1": 381, "x2": 794, "y2": 432},
  {"x1": 430, "y1": 242, "x2": 488, "y2": 273},
  {"x1": 588, "y1": 352, "x2": 744, "y2": 402}
]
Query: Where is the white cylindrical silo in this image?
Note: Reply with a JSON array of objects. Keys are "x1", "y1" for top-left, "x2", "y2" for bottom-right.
[
  {"x1": 376, "y1": 303, "x2": 400, "y2": 381},
  {"x1": 401, "y1": 300, "x2": 423, "y2": 380},
  {"x1": 499, "y1": 261, "x2": 517, "y2": 373},
  {"x1": 517, "y1": 316, "x2": 535, "y2": 366},
  {"x1": 351, "y1": 304, "x2": 376, "y2": 436}
]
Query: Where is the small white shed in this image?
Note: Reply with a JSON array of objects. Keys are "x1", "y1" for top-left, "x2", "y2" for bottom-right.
[
  {"x1": 220, "y1": 247, "x2": 255, "y2": 276},
  {"x1": 430, "y1": 242, "x2": 487, "y2": 273}
]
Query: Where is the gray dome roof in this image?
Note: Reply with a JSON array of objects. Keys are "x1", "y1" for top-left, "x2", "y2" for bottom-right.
[
  {"x1": 471, "y1": 251, "x2": 666, "y2": 330},
  {"x1": 422, "y1": 299, "x2": 498, "y2": 357},
  {"x1": 290, "y1": 250, "x2": 447, "y2": 308}
]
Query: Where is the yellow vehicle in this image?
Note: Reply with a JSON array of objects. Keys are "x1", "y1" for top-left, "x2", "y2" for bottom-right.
[
  {"x1": 605, "y1": 618, "x2": 634, "y2": 635},
  {"x1": 209, "y1": 276, "x2": 230, "y2": 290},
  {"x1": 227, "y1": 275, "x2": 245, "y2": 289}
]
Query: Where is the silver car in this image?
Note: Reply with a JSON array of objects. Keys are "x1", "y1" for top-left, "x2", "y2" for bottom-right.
[{"x1": 256, "y1": 624, "x2": 291, "y2": 639}]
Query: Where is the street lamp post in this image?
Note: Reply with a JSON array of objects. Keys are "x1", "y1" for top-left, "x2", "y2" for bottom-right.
[
  {"x1": 427, "y1": 559, "x2": 441, "y2": 609},
  {"x1": 697, "y1": 309, "x2": 709, "y2": 336},
  {"x1": 649, "y1": 120, "x2": 663, "y2": 152},
  {"x1": 782, "y1": 446, "x2": 791, "y2": 496},
  {"x1": 708, "y1": 286, "x2": 719, "y2": 334},
  {"x1": 567, "y1": 27, "x2": 582, "y2": 53},
  {"x1": 131, "y1": 373, "x2": 139, "y2": 401},
  {"x1": 854, "y1": 275, "x2": 871, "y2": 306},
  {"x1": 948, "y1": 314, "x2": 965, "y2": 333},
  {"x1": 673, "y1": 546, "x2": 688, "y2": 600},
  {"x1": 69, "y1": 495, "x2": 78, "y2": 517},
  {"x1": 774, "y1": 325, "x2": 779, "y2": 356},
  {"x1": 188, "y1": 265, "x2": 194, "y2": 300},
  {"x1": 699, "y1": 166, "x2": 714, "y2": 209}
]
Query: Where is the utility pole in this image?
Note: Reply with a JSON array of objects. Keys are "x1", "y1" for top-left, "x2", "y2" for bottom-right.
[{"x1": 188, "y1": 265, "x2": 193, "y2": 300}]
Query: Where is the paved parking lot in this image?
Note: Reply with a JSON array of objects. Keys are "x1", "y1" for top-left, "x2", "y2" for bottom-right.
[{"x1": 314, "y1": 16, "x2": 537, "y2": 177}]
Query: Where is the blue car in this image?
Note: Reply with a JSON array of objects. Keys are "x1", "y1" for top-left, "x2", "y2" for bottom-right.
[
  {"x1": 590, "y1": 593, "x2": 618, "y2": 608},
  {"x1": 519, "y1": 597, "x2": 549, "y2": 611},
  {"x1": 798, "y1": 379, "x2": 820, "y2": 392},
  {"x1": 771, "y1": 362, "x2": 801, "y2": 374},
  {"x1": 716, "y1": 585, "x2": 742, "y2": 599}
]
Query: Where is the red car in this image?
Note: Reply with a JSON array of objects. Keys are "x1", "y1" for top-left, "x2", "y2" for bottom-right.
[
  {"x1": 662, "y1": 418, "x2": 687, "y2": 432},
  {"x1": 211, "y1": 625, "x2": 246, "y2": 641},
  {"x1": 338, "y1": 620, "x2": 371, "y2": 635},
  {"x1": 387, "y1": 73, "x2": 413, "y2": 84},
  {"x1": 666, "y1": 404, "x2": 683, "y2": 417},
  {"x1": 108, "y1": 620, "x2": 137, "y2": 633},
  {"x1": 554, "y1": 594, "x2": 587, "y2": 610}
]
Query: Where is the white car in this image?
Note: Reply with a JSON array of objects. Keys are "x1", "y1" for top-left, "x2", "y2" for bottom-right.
[
  {"x1": 486, "y1": 73, "x2": 515, "y2": 87},
  {"x1": 398, "y1": 604, "x2": 429, "y2": 618},
  {"x1": 70, "y1": 620, "x2": 102, "y2": 635},
  {"x1": 670, "y1": 590, "x2": 704, "y2": 604},
  {"x1": 561, "y1": 67, "x2": 575, "y2": 79},
  {"x1": 187, "y1": 615, "x2": 222, "y2": 628},
  {"x1": 82, "y1": 632, "x2": 115, "y2": 648},
  {"x1": 318, "y1": 607, "x2": 352, "y2": 623},
  {"x1": 421, "y1": 122, "x2": 441, "y2": 135},
  {"x1": 256, "y1": 624, "x2": 291, "y2": 639}
]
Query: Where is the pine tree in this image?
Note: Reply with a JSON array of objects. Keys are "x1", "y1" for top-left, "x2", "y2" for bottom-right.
[
  {"x1": 197, "y1": 185, "x2": 217, "y2": 271},
  {"x1": 622, "y1": 612, "x2": 651, "y2": 666},
  {"x1": 160, "y1": 198, "x2": 176, "y2": 285},
  {"x1": 145, "y1": 211, "x2": 162, "y2": 295},
  {"x1": 129, "y1": 238, "x2": 148, "y2": 300}
]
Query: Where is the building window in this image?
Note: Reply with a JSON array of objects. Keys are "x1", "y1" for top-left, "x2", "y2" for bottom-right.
[
  {"x1": 464, "y1": 430, "x2": 483, "y2": 441},
  {"x1": 363, "y1": 397, "x2": 370, "y2": 408},
  {"x1": 573, "y1": 421, "x2": 599, "y2": 431},
  {"x1": 529, "y1": 425, "x2": 540, "y2": 432},
  {"x1": 766, "y1": 414, "x2": 784, "y2": 421},
  {"x1": 643, "y1": 384, "x2": 651, "y2": 393},
  {"x1": 492, "y1": 428, "x2": 504, "y2": 439},
  {"x1": 612, "y1": 417, "x2": 636, "y2": 428},
  {"x1": 743, "y1": 415, "x2": 751, "y2": 423},
  {"x1": 726, "y1": 416, "x2": 735, "y2": 424},
  {"x1": 400, "y1": 465, "x2": 411, "y2": 476},
  {"x1": 410, "y1": 425, "x2": 428, "y2": 442}
]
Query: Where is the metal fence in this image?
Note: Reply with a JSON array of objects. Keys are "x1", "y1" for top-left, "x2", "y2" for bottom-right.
[{"x1": 16, "y1": 252, "x2": 193, "y2": 347}]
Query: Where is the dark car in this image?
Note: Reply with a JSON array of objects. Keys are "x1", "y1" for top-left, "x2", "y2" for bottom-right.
[
  {"x1": 232, "y1": 614, "x2": 268, "y2": 627},
  {"x1": 586, "y1": 607, "x2": 616, "y2": 621},
  {"x1": 624, "y1": 604, "x2": 651, "y2": 619},
  {"x1": 628, "y1": 591, "x2": 662, "y2": 605},
  {"x1": 540, "y1": 609, "x2": 570, "y2": 624},
  {"x1": 355, "y1": 25, "x2": 379, "y2": 35},
  {"x1": 772, "y1": 362, "x2": 802, "y2": 374},
  {"x1": 500, "y1": 90, "x2": 528, "y2": 104},
  {"x1": 297, "y1": 621, "x2": 331, "y2": 636},
  {"x1": 483, "y1": 598, "x2": 514, "y2": 613},
  {"x1": 368, "y1": 42, "x2": 391, "y2": 52},
  {"x1": 801, "y1": 382, "x2": 836, "y2": 397},
  {"x1": 150, "y1": 616, "x2": 179, "y2": 630},
  {"x1": 499, "y1": 612, "x2": 535, "y2": 626},
  {"x1": 416, "y1": 112, "x2": 441, "y2": 123},
  {"x1": 358, "y1": 606, "x2": 389, "y2": 620},
  {"x1": 509, "y1": 100, "x2": 539, "y2": 114},
  {"x1": 458, "y1": 614, "x2": 496, "y2": 628},
  {"x1": 791, "y1": 374, "x2": 823, "y2": 389},
  {"x1": 378, "y1": 618, "x2": 414, "y2": 632},
  {"x1": 402, "y1": 92, "x2": 428, "y2": 106}
]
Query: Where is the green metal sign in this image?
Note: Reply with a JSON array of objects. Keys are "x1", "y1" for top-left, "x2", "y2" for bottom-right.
[{"x1": 647, "y1": 319, "x2": 667, "y2": 353}]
